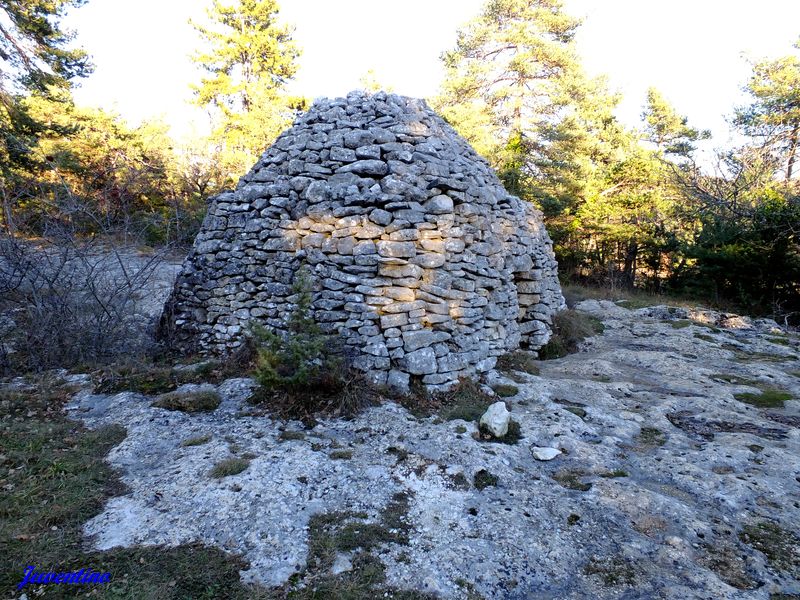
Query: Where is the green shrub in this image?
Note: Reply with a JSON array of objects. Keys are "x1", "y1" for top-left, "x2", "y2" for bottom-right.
[
  {"x1": 253, "y1": 268, "x2": 340, "y2": 391},
  {"x1": 496, "y1": 351, "x2": 540, "y2": 375},
  {"x1": 539, "y1": 310, "x2": 605, "y2": 360},
  {"x1": 208, "y1": 457, "x2": 250, "y2": 479},
  {"x1": 491, "y1": 384, "x2": 519, "y2": 397},
  {"x1": 152, "y1": 390, "x2": 221, "y2": 413},
  {"x1": 181, "y1": 434, "x2": 212, "y2": 447},
  {"x1": 251, "y1": 267, "x2": 377, "y2": 419}
]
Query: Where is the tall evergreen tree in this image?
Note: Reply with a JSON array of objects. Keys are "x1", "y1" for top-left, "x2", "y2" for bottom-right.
[
  {"x1": 432, "y1": 0, "x2": 582, "y2": 166},
  {"x1": 0, "y1": 0, "x2": 91, "y2": 232},
  {"x1": 433, "y1": 0, "x2": 677, "y2": 286},
  {"x1": 191, "y1": 0, "x2": 302, "y2": 179},
  {"x1": 642, "y1": 88, "x2": 709, "y2": 158},
  {"x1": 734, "y1": 39, "x2": 800, "y2": 181},
  {"x1": 0, "y1": 0, "x2": 91, "y2": 95}
]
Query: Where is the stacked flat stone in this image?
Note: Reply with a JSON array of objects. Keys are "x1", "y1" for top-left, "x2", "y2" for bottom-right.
[{"x1": 161, "y1": 91, "x2": 565, "y2": 393}]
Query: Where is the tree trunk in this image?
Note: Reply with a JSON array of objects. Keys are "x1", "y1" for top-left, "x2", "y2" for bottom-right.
[
  {"x1": 0, "y1": 178, "x2": 14, "y2": 235},
  {"x1": 786, "y1": 123, "x2": 799, "y2": 181},
  {"x1": 622, "y1": 241, "x2": 638, "y2": 289}
]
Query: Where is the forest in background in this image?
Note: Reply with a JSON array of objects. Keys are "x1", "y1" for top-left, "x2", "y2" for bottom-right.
[{"x1": 1, "y1": 0, "x2": 799, "y2": 322}]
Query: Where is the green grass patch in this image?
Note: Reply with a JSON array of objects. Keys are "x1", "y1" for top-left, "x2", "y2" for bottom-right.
[
  {"x1": 473, "y1": 469, "x2": 498, "y2": 490},
  {"x1": 740, "y1": 521, "x2": 800, "y2": 578},
  {"x1": 734, "y1": 388, "x2": 793, "y2": 409},
  {"x1": 538, "y1": 310, "x2": 605, "y2": 360},
  {"x1": 560, "y1": 282, "x2": 708, "y2": 311},
  {"x1": 208, "y1": 457, "x2": 250, "y2": 478},
  {"x1": 424, "y1": 378, "x2": 494, "y2": 422},
  {"x1": 691, "y1": 320, "x2": 722, "y2": 332},
  {"x1": 270, "y1": 493, "x2": 434, "y2": 599},
  {"x1": 477, "y1": 419, "x2": 522, "y2": 445},
  {"x1": 565, "y1": 406, "x2": 587, "y2": 418},
  {"x1": 553, "y1": 398, "x2": 588, "y2": 419},
  {"x1": 670, "y1": 320, "x2": 692, "y2": 329},
  {"x1": 278, "y1": 430, "x2": 306, "y2": 442},
  {"x1": 181, "y1": 433, "x2": 212, "y2": 447},
  {"x1": 711, "y1": 373, "x2": 761, "y2": 386},
  {"x1": 496, "y1": 351, "x2": 540, "y2": 376},
  {"x1": 93, "y1": 356, "x2": 252, "y2": 395},
  {"x1": 553, "y1": 469, "x2": 592, "y2": 491},
  {"x1": 600, "y1": 469, "x2": 629, "y2": 478},
  {"x1": 329, "y1": 450, "x2": 354, "y2": 460},
  {"x1": 152, "y1": 389, "x2": 221, "y2": 413},
  {"x1": 491, "y1": 384, "x2": 518, "y2": 397},
  {"x1": 699, "y1": 541, "x2": 759, "y2": 590},
  {"x1": 386, "y1": 446, "x2": 409, "y2": 462},
  {"x1": 733, "y1": 350, "x2": 798, "y2": 363},
  {"x1": 450, "y1": 472, "x2": 470, "y2": 490},
  {"x1": 0, "y1": 383, "x2": 268, "y2": 599},
  {"x1": 695, "y1": 333, "x2": 717, "y2": 343},
  {"x1": 583, "y1": 555, "x2": 639, "y2": 587},
  {"x1": 637, "y1": 427, "x2": 667, "y2": 448}
]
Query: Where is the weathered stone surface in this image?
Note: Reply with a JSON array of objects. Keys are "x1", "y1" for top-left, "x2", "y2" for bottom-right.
[
  {"x1": 403, "y1": 347, "x2": 438, "y2": 375},
  {"x1": 368, "y1": 208, "x2": 392, "y2": 226},
  {"x1": 425, "y1": 194, "x2": 454, "y2": 214},
  {"x1": 337, "y1": 160, "x2": 388, "y2": 177},
  {"x1": 531, "y1": 447, "x2": 561, "y2": 461},
  {"x1": 160, "y1": 91, "x2": 565, "y2": 390},
  {"x1": 402, "y1": 329, "x2": 449, "y2": 352},
  {"x1": 68, "y1": 296, "x2": 800, "y2": 598},
  {"x1": 386, "y1": 369, "x2": 410, "y2": 395},
  {"x1": 480, "y1": 401, "x2": 511, "y2": 437}
]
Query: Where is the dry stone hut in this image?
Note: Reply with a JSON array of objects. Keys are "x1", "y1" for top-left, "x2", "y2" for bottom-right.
[{"x1": 160, "y1": 91, "x2": 565, "y2": 393}]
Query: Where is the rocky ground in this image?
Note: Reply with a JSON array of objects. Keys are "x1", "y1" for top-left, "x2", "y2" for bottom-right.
[{"x1": 64, "y1": 300, "x2": 800, "y2": 599}]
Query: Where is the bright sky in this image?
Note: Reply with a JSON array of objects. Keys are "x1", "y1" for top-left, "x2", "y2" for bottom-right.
[{"x1": 64, "y1": 0, "x2": 800, "y2": 147}]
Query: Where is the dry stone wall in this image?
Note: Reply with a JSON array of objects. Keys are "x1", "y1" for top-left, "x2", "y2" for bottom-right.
[{"x1": 161, "y1": 91, "x2": 565, "y2": 392}]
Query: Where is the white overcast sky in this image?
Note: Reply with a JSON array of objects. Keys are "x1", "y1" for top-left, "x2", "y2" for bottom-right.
[{"x1": 64, "y1": 0, "x2": 800, "y2": 146}]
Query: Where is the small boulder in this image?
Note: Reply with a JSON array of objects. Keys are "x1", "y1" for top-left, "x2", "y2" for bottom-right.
[
  {"x1": 387, "y1": 370, "x2": 410, "y2": 395},
  {"x1": 425, "y1": 194, "x2": 454, "y2": 214},
  {"x1": 480, "y1": 401, "x2": 511, "y2": 438},
  {"x1": 531, "y1": 446, "x2": 561, "y2": 461},
  {"x1": 331, "y1": 553, "x2": 353, "y2": 575}
]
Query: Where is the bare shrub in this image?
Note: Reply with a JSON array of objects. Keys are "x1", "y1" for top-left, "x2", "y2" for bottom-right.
[{"x1": 0, "y1": 228, "x2": 167, "y2": 374}]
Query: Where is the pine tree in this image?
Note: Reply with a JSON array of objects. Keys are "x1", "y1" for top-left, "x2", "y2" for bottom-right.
[
  {"x1": 191, "y1": 0, "x2": 303, "y2": 178},
  {"x1": 0, "y1": 0, "x2": 91, "y2": 95},
  {"x1": 433, "y1": 0, "x2": 671, "y2": 286},
  {"x1": 735, "y1": 39, "x2": 800, "y2": 181},
  {"x1": 0, "y1": 0, "x2": 91, "y2": 232},
  {"x1": 432, "y1": 0, "x2": 582, "y2": 164},
  {"x1": 642, "y1": 88, "x2": 709, "y2": 157}
]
